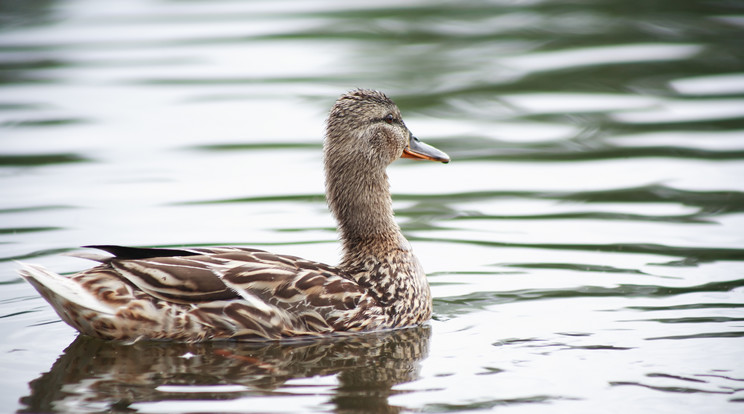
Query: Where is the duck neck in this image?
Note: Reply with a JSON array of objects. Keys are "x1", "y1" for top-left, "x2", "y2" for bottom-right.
[{"x1": 325, "y1": 160, "x2": 405, "y2": 267}]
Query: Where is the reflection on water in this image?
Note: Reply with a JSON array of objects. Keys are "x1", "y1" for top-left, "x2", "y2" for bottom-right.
[
  {"x1": 1, "y1": 0, "x2": 744, "y2": 412},
  {"x1": 20, "y1": 326, "x2": 430, "y2": 413}
]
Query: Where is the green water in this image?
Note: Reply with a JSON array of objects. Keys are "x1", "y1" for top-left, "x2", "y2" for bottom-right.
[{"x1": 1, "y1": 0, "x2": 743, "y2": 412}]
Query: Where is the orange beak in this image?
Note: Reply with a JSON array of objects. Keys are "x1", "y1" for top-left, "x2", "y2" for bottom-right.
[{"x1": 402, "y1": 133, "x2": 450, "y2": 163}]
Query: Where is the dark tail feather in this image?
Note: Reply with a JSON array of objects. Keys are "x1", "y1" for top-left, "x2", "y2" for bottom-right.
[{"x1": 84, "y1": 245, "x2": 202, "y2": 260}]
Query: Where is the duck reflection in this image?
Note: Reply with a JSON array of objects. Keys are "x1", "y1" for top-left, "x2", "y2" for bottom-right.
[{"x1": 19, "y1": 325, "x2": 430, "y2": 413}]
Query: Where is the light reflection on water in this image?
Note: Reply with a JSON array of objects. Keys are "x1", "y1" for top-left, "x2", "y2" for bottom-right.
[{"x1": 1, "y1": 0, "x2": 743, "y2": 412}]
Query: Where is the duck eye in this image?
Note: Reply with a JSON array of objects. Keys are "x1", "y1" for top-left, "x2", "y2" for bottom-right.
[{"x1": 384, "y1": 114, "x2": 395, "y2": 124}]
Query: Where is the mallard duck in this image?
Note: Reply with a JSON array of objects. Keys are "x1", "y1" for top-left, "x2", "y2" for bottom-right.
[{"x1": 19, "y1": 89, "x2": 450, "y2": 342}]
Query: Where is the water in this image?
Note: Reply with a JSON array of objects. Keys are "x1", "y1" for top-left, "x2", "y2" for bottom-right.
[{"x1": 1, "y1": 0, "x2": 743, "y2": 412}]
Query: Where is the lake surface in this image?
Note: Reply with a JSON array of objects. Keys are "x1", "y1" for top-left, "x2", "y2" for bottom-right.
[{"x1": 2, "y1": 0, "x2": 743, "y2": 412}]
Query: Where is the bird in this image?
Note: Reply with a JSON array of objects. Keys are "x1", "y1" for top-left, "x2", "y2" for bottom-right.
[{"x1": 19, "y1": 89, "x2": 450, "y2": 342}]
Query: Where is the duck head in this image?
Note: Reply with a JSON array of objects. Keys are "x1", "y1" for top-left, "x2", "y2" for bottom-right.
[{"x1": 324, "y1": 89, "x2": 450, "y2": 169}]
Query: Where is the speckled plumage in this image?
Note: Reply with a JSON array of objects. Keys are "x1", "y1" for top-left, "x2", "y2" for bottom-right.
[{"x1": 19, "y1": 89, "x2": 449, "y2": 342}]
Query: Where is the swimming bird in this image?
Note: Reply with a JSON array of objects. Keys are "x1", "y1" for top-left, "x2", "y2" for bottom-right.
[{"x1": 19, "y1": 89, "x2": 450, "y2": 342}]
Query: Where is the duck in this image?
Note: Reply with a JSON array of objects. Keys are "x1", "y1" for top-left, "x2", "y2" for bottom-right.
[{"x1": 19, "y1": 89, "x2": 450, "y2": 342}]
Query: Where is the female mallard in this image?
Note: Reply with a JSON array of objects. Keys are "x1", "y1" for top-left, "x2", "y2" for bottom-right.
[{"x1": 20, "y1": 89, "x2": 450, "y2": 342}]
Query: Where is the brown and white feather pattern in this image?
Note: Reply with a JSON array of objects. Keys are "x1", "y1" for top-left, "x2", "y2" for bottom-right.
[
  {"x1": 23, "y1": 247, "x2": 396, "y2": 341},
  {"x1": 342, "y1": 243, "x2": 432, "y2": 328}
]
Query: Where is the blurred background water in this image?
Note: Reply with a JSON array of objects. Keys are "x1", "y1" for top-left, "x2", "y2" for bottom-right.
[{"x1": 1, "y1": 0, "x2": 743, "y2": 412}]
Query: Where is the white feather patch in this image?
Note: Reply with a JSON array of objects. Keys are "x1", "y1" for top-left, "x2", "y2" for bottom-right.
[
  {"x1": 220, "y1": 278, "x2": 276, "y2": 315},
  {"x1": 18, "y1": 262, "x2": 115, "y2": 315}
]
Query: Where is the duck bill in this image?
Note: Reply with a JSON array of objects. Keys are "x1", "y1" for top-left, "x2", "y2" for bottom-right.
[{"x1": 402, "y1": 134, "x2": 450, "y2": 163}]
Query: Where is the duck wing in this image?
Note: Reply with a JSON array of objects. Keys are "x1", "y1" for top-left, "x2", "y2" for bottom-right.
[
  {"x1": 83, "y1": 246, "x2": 384, "y2": 339},
  {"x1": 98, "y1": 245, "x2": 362, "y2": 304},
  {"x1": 95, "y1": 246, "x2": 259, "y2": 303}
]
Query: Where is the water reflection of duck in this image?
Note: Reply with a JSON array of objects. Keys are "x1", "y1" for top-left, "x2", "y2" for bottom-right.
[
  {"x1": 20, "y1": 325, "x2": 431, "y2": 413},
  {"x1": 19, "y1": 89, "x2": 450, "y2": 341}
]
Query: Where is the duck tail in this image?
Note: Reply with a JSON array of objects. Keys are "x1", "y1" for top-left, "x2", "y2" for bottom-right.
[{"x1": 18, "y1": 263, "x2": 115, "y2": 318}]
